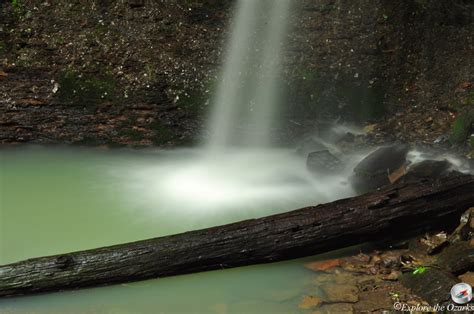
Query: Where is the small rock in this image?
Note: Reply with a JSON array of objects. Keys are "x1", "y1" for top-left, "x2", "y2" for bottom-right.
[
  {"x1": 379, "y1": 251, "x2": 403, "y2": 269},
  {"x1": 459, "y1": 272, "x2": 474, "y2": 287},
  {"x1": 354, "y1": 289, "x2": 397, "y2": 312},
  {"x1": 322, "y1": 284, "x2": 359, "y2": 303},
  {"x1": 400, "y1": 159, "x2": 452, "y2": 183},
  {"x1": 419, "y1": 232, "x2": 448, "y2": 255},
  {"x1": 383, "y1": 270, "x2": 401, "y2": 281},
  {"x1": 337, "y1": 132, "x2": 356, "y2": 144},
  {"x1": 314, "y1": 303, "x2": 353, "y2": 314},
  {"x1": 448, "y1": 208, "x2": 474, "y2": 243},
  {"x1": 306, "y1": 150, "x2": 344, "y2": 174},
  {"x1": 298, "y1": 295, "x2": 323, "y2": 310}
]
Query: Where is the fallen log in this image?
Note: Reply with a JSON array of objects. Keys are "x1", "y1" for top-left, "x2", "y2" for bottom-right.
[{"x1": 1, "y1": 174, "x2": 474, "y2": 298}]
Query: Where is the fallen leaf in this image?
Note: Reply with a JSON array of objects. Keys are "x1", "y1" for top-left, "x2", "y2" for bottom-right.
[
  {"x1": 0, "y1": 70, "x2": 8, "y2": 77},
  {"x1": 305, "y1": 259, "x2": 341, "y2": 272},
  {"x1": 460, "y1": 82, "x2": 472, "y2": 90},
  {"x1": 388, "y1": 165, "x2": 407, "y2": 183}
]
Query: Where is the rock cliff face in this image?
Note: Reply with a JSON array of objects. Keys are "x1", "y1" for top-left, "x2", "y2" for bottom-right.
[{"x1": 0, "y1": 0, "x2": 472, "y2": 147}]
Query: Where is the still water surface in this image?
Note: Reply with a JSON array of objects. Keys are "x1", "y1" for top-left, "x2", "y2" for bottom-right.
[{"x1": 0, "y1": 147, "x2": 360, "y2": 314}]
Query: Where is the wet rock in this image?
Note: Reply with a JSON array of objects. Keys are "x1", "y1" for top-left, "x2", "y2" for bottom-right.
[
  {"x1": 306, "y1": 150, "x2": 343, "y2": 174},
  {"x1": 298, "y1": 295, "x2": 323, "y2": 310},
  {"x1": 350, "y1": 144, "x2": 410, "y2": 193},
  {"x1": 448, "y1": 208, "x2": 474, "y2": 243},
  {"x1": 400, "y1": 159, "x2": 452, "y2": 183},
  {"x1": 437, "y1": 241, "x2": 474, "y2": 275},
  {"x1": 321, "y1": 284, "x2": 359, "y2": 303},
  {"x1": 418, "y1": 232, "x2": 449, "y2": 255},
  {"x1": 312, "y1": 272, "x2": 362, "y2": 286},
  {"x1": 354, "y1": 144, "x2": 410, "y2": 173},
  {"x1": 354, "y1": 289, "x2": 397, "y2": 312},
  {"x1": 469, "y1": 158, "x2": 474, "y2": 171},
  {"x1": 399, "y1": 268, "x2": 458, "y2": 305},
  {"x1": 459, "y1": 272, "x2": 474, "y2": 287},
  {"x1": 382, "y1": 270, "x2": 401, "y2": 281},
  {"x1": 379, "y1": 250, "x2": 405, "y2": 269},
  {"x1": 336, "y1": 132, "x2": 356, "y2": 144},
  {"x1": 314, "y1": 303, "x2": 353, "y2": 314}
]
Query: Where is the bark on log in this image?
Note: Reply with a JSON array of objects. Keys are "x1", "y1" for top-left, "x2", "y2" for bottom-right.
[{"x1": 1, "y1": 174, "x2": 474, "y2": 298}]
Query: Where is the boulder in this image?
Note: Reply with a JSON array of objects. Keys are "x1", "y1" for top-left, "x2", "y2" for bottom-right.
[
  {"x1": 350, "y1": 144, "x2": 410, "y2": 193},
  {"x1": 401, "y1": 159, "x2": 452, "y2": 182},
  {"x1": 306, "y1": 150, "x2": 344, "y2": 174}
]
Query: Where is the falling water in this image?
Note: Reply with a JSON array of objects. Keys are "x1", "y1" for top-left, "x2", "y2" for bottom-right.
[{"x1": 206, "y1": 0, "x2": 292, "y2": 149}]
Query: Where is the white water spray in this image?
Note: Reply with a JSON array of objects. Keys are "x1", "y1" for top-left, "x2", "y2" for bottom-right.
[{"x1": 207, "y1": 0, "x2": 292, "y2": 149}]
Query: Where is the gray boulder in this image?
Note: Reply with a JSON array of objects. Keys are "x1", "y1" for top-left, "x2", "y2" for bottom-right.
[
  {"x1": 400, "y1": 159, "x2": 453, "y2": 183},
  {"x1": 306, "y1": 150, "x2": 344, "y2": 174},
  {"x1": 350, "y1": 144, "x2": 411, "y2": 194}
]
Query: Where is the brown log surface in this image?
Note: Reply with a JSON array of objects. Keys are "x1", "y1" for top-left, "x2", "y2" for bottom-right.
[{"x1": 1, "y1": 174, "x2": 473, "y2": 298}]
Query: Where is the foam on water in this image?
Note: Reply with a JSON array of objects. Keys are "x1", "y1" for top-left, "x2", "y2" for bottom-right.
[{"x1": 118, "y1": 148, "x2": 363, "y2": 223}]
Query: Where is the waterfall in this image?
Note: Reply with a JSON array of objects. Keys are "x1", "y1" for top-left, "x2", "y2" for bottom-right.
[{"x1": 206, "y1": 0, "x2": 292, "y2": 150}]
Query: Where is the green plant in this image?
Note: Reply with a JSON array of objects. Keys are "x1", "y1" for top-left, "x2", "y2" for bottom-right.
[
  {"x1": 412, "y1": 266, "x2": 427, "y2": 275},
  {"x1": 11, "y1": 0, "x2": 19, "y2": 8},
  {"x1": 450, "y1": 113, "x2": 474, "y2": 145}
]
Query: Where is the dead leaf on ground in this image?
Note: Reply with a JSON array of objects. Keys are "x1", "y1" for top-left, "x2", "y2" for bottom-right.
[{"x1": 305, "y1": 259, "x2": 341, "y2": 272}]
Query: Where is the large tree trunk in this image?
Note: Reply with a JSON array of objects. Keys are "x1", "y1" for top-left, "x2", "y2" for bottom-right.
[{"x1": 1, "y1": 174, "x2": 473, "y2": 298}]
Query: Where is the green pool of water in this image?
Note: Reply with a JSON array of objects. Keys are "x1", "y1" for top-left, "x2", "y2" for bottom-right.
[{"x1": 0, "y1": 147, "x2": 357, "y2": 314}]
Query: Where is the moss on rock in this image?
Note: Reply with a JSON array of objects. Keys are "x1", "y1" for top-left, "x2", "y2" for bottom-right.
[
  {"x1": 55, "y1": 70, "x2": 119, "y2": 109},
  {"x1": 450, "y1": 113, "x2": 474, "y2": 145}
]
